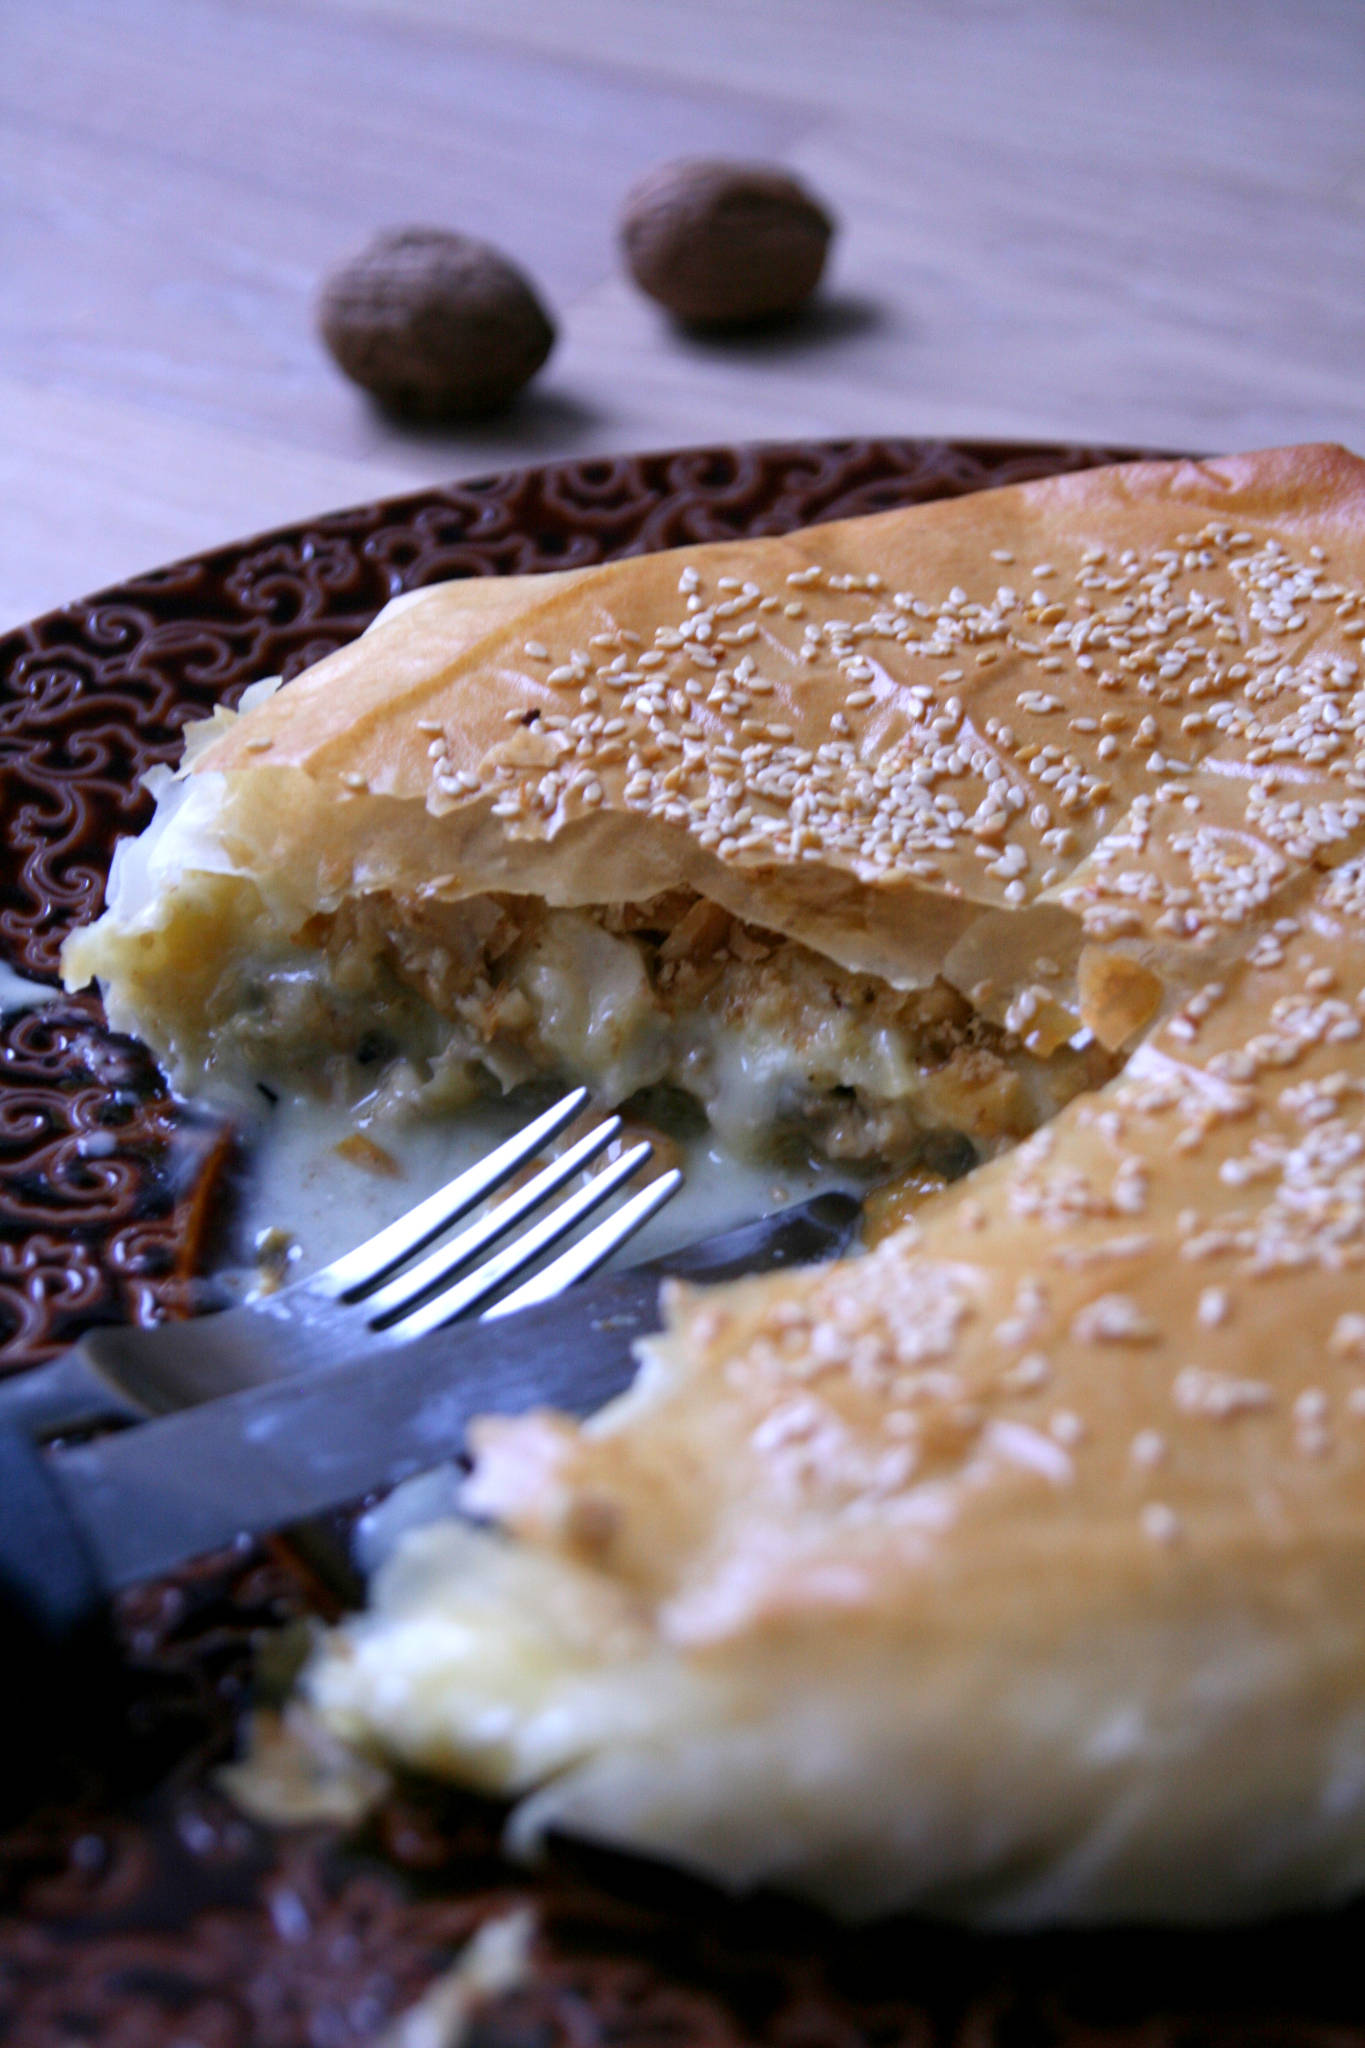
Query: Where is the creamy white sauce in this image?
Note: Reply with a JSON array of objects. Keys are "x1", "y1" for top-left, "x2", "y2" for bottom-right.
[
  {"x1": 0, "y1": 963, "x2": 61, "y2": 1015},
  {"x1": 218, "y1": 1083, "x2": 862, "y2": 1303}
]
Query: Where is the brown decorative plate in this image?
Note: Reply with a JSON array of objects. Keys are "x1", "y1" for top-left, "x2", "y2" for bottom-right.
[{"x1": 2, "y1": 439, "x2": 1362, "y2": 2045}]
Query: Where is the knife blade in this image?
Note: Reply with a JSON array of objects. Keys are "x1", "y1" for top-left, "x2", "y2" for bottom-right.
[{"x1": 2, "y1": 1194, "x2": 860, "y2": 1635}]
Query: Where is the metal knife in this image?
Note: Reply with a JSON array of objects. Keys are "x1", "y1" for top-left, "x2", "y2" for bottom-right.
[{"x1": 0, "y1": 1193, "x2": 859, "y2": 1654}]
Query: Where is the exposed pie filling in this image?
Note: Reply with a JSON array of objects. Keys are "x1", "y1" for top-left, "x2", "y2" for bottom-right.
[{"x1": 206, "y1": 885, "x2": 1116, "y2": 1165}]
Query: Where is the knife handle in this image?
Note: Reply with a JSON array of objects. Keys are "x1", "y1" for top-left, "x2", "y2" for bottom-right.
[
  {"x1": 0, "y1": 1419, "x2": 113, "y2": 1803},
  {"x1": 0, "y1": 1419, "x2": 105, "y2": 1637},
  {"x1": 0, "y1": 1343, "x2": 146, "y2": 1443}
]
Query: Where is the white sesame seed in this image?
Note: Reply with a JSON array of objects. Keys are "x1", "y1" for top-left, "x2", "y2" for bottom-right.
[
  {"x1": 1329, "y1": 1314, "x2": 1365, "y2": 1356},
  {"x1": 1140, "y1": 1502, "x2": 1181, "y2": 1545},
  {"x1": 1197, "y1": 1287, "x2": 1230, "y2": 1328}
]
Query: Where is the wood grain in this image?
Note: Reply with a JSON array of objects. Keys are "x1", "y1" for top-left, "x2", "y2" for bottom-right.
[{"x1": 2, "y1": 0, "x2": 1363, "y2": 627}]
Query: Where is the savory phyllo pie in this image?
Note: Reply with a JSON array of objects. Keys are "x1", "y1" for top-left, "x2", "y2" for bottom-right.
[
  {"x1": 63, "y1": 488, "x2": 1145, "y2": 1167},
  {"x1": 67, "y1": 444, "x2": 1365, "y2": 1924}
]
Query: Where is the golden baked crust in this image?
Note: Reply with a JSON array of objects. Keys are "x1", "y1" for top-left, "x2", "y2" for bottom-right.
[
  {"x1": 183, "y1": 442, "x2": 1365, "y2": 1023},
  {"x1": 298, "y1": 445, "x2": 1365, "y2": 1923}
]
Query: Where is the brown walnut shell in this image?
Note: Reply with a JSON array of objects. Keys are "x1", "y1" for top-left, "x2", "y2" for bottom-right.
[
  {"x1": 317, "y1": 227, "x2": 555, "y2": 419},
  {"x1": 620, "y1": 159, "x2": 835, "y2": 327}
]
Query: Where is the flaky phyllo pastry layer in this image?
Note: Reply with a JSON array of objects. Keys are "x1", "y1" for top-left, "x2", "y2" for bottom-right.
[
  {"x1": 63, "y1": 574, "x2": 1118, "y2": 1167},
  {"x1": 65, "y1": 445, "x2": 1365, "y2": 1922}
]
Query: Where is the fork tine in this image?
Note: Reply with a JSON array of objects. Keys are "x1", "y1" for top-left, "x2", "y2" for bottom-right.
[
  {"x1": 362, "y1": 1115, "x2": 622, "y2": 1320},
  {"x1": 483, "y1": 1166, "x2": 683, "y2": 1319},
  {"x1": 382, "y1": 1142, "x2": 657, "y2": 1340},
  {"x1": 311, "y1": 1087, "x2": 590, "y2": 1299}
]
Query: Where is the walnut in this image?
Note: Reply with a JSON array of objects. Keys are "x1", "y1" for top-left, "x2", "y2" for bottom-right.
[
  {"x1": 317, "y1": 228, "x2": 555, "y2": 418},
  {"x1": 620, "y1": 159, "x2": 835, "y2": 327}
]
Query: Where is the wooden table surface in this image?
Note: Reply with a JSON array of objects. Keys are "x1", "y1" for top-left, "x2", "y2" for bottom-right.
[{"x1": 3, "y1": 0, "x2": 1363, "y2": 630}]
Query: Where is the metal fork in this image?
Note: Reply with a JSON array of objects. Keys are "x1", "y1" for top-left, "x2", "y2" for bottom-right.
[{"x1": 3, "y1": 1089, "x2": 681, "y2": 1442}]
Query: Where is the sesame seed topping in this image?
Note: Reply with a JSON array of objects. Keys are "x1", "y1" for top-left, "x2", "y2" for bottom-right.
[
  {"x1": 1071, "y1": 1295, "x2": 1159, "y2": 1345},
  {"x1": 1003, "y1": 1352, "x2": 1051, "y2": 1390},
  {"x1": 1173, "y1": 1368, "x2": 1272, "y2": 1418}
]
